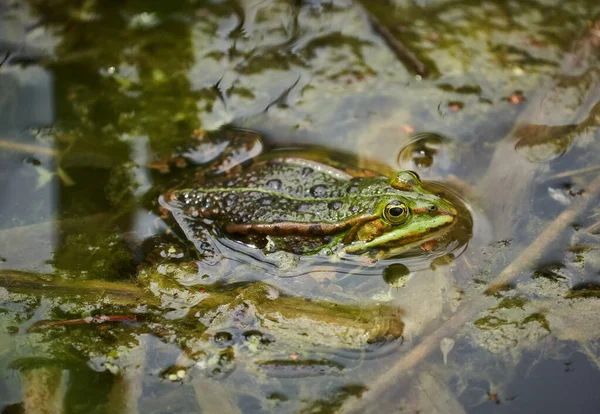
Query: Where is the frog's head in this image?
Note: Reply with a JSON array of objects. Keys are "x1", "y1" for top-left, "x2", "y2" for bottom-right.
[{"x1": 342, "y1": 171, "x2": 458, "y2": 254}]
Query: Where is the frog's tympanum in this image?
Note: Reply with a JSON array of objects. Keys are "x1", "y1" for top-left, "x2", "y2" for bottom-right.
[{"x1": 161, "y1": 134, "x2": 458, "y2": 261}]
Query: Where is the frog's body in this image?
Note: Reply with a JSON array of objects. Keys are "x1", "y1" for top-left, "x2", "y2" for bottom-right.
[{"x1": 163, "y1": 143, "x2": 458, "y2": 258}]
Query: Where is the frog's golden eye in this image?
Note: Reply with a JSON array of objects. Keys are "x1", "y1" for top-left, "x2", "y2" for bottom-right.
[{"x1": 384, "y1": 203, "x2": 409, "y2": 223}]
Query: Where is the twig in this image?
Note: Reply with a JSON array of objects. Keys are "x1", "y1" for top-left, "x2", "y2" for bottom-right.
[
  {"x1": 585, "y1": 218, "x2": 600, "y2": 234},
  {"x1": 0, "y1": 51, "x2": 9, "y2": 67},
  {"x1": 360, "y1": 5, "x2": 430, "y2": 78},
  {"x1": 341, "y1": 174, "x2": 600, "y2": 413},
  {"x1": 486, "y1": 174, "x2": 600, "y2": 292},
  {"x1": 547, "y1": 165, "x2": 600, "y2": 180},
  {"x1": 0, "y1": 140, "x2": 58, "y2": 157},
  {"x1": 0, "y1": 140, "x2": 76, "y2": 185}
]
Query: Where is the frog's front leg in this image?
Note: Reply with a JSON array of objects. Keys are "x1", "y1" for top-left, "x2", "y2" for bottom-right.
[
  {"x1": 163, "y1": 206, "x2": 224, "y2": 266},
  {"x1": 186, "y1": 127, "x2": 264, "y2": 177}
]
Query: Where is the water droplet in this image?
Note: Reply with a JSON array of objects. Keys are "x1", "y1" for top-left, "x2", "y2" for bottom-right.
[
  {"x1": 346, "y1": 184, "x2": 358, "y2": 194},
  {"x1": 310, "y1": 185, "x2": 327, "y2": 197},
  {"x1": 266, "y1": 179, "x2": 282, "y2": 190},
  {"x1": 301, "y1": 167, "x2": 314, "y2": 177},
  {"x1": 328, "y1": 200, "x2": 343, "y2": 210}
]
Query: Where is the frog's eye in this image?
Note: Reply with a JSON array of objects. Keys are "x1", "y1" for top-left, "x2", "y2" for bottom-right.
[{"x1": 384, "y1": 203, "x2": 409, "y2": 224}]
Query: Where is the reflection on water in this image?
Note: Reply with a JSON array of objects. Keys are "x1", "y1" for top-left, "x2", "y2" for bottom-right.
[
  {"x1": 1, "y1": 0, "x2": 600, "y2": 413},
  {"x1": 0, "y1": 37, "x2": 56, "y2": 271}
]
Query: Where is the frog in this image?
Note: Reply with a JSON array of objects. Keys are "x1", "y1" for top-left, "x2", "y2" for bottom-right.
[{"x1": 159, "y1": 128, "x2": 461, "y2": 266}]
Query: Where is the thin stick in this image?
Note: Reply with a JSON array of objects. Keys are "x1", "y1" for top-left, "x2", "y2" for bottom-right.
[
  {"x1": 0, "y1": 51, "x2": 9, "y2": 67},
  {"x1": 585, "y1": 219, "x2": 600, "y2": 234},
  {"x1": 0, "y1": 140, "x2": 58, "y2": 157},
  {"x1": 486, "y1": 174, "x2": 600, "y2": 292},
  {"x1": 341, "y1": 174, "x2": 600, "y2": 413},
  {"x1": 547, "y1": 165, "x2": 600, "y2": 180},
  {"x1": 361, "y1": 6, "x2": 430, "y2": 78}
]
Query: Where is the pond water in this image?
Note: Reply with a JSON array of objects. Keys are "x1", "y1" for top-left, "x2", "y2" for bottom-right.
[{"x1": 1, "y1": 0, "x2": 600, "y2": 413}]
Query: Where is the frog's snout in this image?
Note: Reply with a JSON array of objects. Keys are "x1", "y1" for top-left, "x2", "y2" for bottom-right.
[
  {"x1": 438, "y1": 203, "x2": 458, "y2": 218},
  {"x1": 438, "y1": 204, "x2": 459, "y2": 229}
]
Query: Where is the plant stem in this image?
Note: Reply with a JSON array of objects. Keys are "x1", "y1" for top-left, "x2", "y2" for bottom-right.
[{"x1": 0, "y1": 140, "x2": 58, "y2": 157}]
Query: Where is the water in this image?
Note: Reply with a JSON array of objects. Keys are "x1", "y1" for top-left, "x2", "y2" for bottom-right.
[{"x1": 1, "y1": 0, "x2": 600, "y2": 412}]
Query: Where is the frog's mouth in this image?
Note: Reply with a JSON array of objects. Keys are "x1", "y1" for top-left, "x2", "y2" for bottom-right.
[{"x1": 341, "y1": 206, "x2": 458, "y2": 255}]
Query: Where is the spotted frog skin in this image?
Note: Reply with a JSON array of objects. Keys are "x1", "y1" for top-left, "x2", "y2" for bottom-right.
[{"x1": 162, "y1": 153, "x2": 458, "y2": 258}]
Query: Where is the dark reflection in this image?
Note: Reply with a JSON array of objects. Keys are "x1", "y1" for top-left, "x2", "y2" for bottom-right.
[
  {"x1": 2, "y1": 2, "x2": 205, "y2": 409},
  {"x1": 0, "y1": 8, "x2": 57, "y2": 271},
  {"x1": 22, "y1": 0, "x2": 206, "y2": 279}
]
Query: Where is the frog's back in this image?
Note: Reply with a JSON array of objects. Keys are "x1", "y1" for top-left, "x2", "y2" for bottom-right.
[{"x1": 165, "y1": 158, "x2": 390, "y2": 226}]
